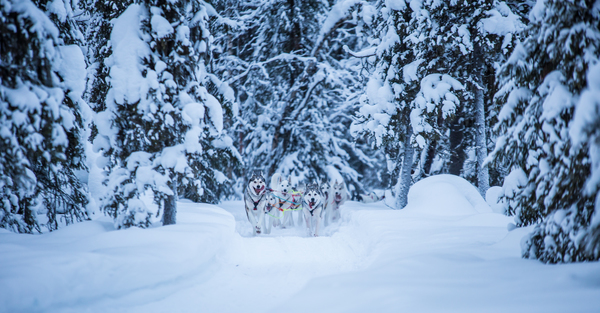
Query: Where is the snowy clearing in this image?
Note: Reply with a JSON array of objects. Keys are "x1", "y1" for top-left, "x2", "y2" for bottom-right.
[{"x1": 1, "y1": 177, "x2": 599, "y2": 313}]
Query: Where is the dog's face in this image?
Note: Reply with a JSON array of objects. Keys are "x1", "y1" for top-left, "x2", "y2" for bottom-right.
[
  {"x1": 333, "y1": 180, "x2": 345, "y2": 200},
  {"x1": 264, "y1": 192, "x2": 276, "y2": 209},
  {"x1": 320, "y1": 181, "x2": 330, "y2": 199},
  {"x1": 278, "y1": 177, "x2": 292, "y2": 196},
  {"x1": 304, "y1": 184, "x2": 322, "y2": 208},
  {"x1": 248, "y1": 172, "x2": 266, "y2": 196}
]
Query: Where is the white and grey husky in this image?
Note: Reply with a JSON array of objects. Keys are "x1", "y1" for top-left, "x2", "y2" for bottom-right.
[
  {"x1": 270, "y1": 173, "x2": 301, "y2": 228},
  {"x1": 330, "y1": 180, "x2": 347, "y2": 222},
  {"x1": 357, "y1": 191, "x2": 385, "y2": 203},
  {"x1": 320, "y1": 181, "x2": 332, "y2": 226},
  {"x1": 263, "y1": 190, "x2": 279, "y2": 234},
  {"x1": 244, "y1": 172, "x2": 267, "y2": 235},
  {"x1": 302, "y1": 183, "x2": 324, "y2": 237}
]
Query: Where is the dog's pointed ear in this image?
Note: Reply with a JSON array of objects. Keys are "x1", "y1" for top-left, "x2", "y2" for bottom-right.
[
  {"x1": 260, "y1": 171, "x2": 264, "y2": 178},
  {"x1": 288, "y1": 176, "x2": 292, "y2": 183}
]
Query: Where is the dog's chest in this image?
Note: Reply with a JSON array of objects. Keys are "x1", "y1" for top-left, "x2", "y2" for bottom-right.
[
  {"x1": 304, "y1": 202, "x2": 322, "y2": 217},
  {"x1": 245, "y1": 189, "x2": 265, "y2": 211}
]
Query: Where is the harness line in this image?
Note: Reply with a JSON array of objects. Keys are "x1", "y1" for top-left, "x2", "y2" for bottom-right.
[
  {"x1": 266, "y1": 205, "x2": 303, "y2": 219},
  {"x1": 265, "y1": 188, "x2": 303, "y2": 219}
]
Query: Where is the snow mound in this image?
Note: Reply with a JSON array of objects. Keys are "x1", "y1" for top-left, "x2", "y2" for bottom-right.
[
  {"x1": 486, "y1": 186, "x2": 506, "y2": 214},
  {"x1": 405, "y1": 174, "x2": 492, "y2": 216}
]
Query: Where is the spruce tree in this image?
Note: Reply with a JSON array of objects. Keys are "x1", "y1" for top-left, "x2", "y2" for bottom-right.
[
  {"x1": 352, "y1": 1, "x2": 466, "y2": 208},
  {"x1": 353, "y1": 0, "x2": 524, "y2": 207},
  {"x1": 492, "y1": 0, "x2": 600, "y2": 262},
  {"x1": 93, "y1": 1, "x2": 239, "y2": 228},
  {"x1": 0, "y1": 0, "x2": 89, "y2": 233}
]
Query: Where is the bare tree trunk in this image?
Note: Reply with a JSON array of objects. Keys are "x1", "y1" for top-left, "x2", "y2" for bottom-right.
[
  {"x1": 163, "y1": 179, "x2": 177, "y2": 225},
  {"x1": 473, "y1": 44, "x2": 489, "y2": 197},
  {"x1": 422, "y1": 139, "x2": 436, "y2": 176},
  {"x1": 474, "y1": 83, "x2": 489, "y2": 197},
  {"x1": 449, "y1": 115, "x2": 465, "y2": 176},
  {"x1": 396, "y1": 125, "x2": 414, "y2": 209}
]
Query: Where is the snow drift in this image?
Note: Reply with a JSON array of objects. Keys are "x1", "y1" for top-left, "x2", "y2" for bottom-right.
[{"x1": 405, "y1": 174, "x2": 492, "y2": 216}]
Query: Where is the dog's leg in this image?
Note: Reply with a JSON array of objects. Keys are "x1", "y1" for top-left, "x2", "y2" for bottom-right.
[
  {"x1": 296, "y1": 208, "x2": 303, "y2": 227},
  {"x1": 257, "y1": 206, "x2": 265, "y2": 234},
  {"x1": 247, "y1": 208, "x2": 260, "y2": 234},
  {"x1": 274, "y1": 209, "x2": 281, "y2": 228},
  {"x1": 331, "y1": 206, "x2": 338, "y2": 222},
  {"x1": 304, "y1": 209, "x2": 311, "y2": 236},
  {"x1": 264, "y1": 212, "x2": 271, "y2": 234},
  {"x1": 289, "y1": 208, "x2": 295, "y2": 227},
  {"x1": 281, "y1": 209, "x2": 289, "y2": 229},
  {"x1": 262, "y1": 208, "x2": 270, "y2": 235},
  {"x1": 314, "y1": 209, "x2": 322, "y2": 237}
]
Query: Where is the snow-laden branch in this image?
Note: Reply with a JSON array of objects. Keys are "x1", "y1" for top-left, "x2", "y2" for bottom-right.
[
  {"x1": 226, "y1": 53, "x2": 317, "y2": 84},
  {"x1": 343, "y1": 45, "x2": 376, "y2": 58}
]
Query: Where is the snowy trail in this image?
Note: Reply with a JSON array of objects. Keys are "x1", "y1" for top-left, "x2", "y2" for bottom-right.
[
  {"x1": 1, "y1": 176, "x2": 599, "y2": 312},
  {"x1": 107, "y1": 200, "x2": 376, "y2": 313}
]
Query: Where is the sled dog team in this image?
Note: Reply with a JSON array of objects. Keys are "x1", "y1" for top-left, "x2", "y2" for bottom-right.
[{"x1": 244, "y1": 172, "x2": 348, "y2": 237}]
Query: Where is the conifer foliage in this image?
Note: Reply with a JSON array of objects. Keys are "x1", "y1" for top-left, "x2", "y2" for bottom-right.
[
  {"x1": 492, "y1": 0, "x2": 600, "y2": 262},
  {"x1": 0, "y1": 0, "x2": 89, "y2": 233},
  {"x1": 93, "y1": 0, "x2": 238, "y2": 228},
  {"x1": 352, "y1": 0, "x2": 522, "y2": 208},
  {"x1": 212, "y1": 0, "x2": 379, "y2": 192}
]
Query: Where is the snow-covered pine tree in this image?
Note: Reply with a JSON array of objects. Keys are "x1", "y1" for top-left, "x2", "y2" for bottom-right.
[
  {"x1": 492, "y1": 0, "x2": 600, "y2": 262},
  {"x1": 416, "y1": 0, "x2": 525, "y2": 196},
  {"x1": 352, "y1": 1, "x2": 468, "y2": 209},
  {"x1": 35, "y1": 0, "x2": 90, "y2": 230},
  {"x1": 0, "y1": 0, "x2": 89, "y2": 233},
  {"x1": 80, "y1": 0, "x2": 133, "y2": 115},
  {"x1": 212, "y1": 0, "x2": 378, "y2": 192},
  {"x1": 93, "y1": 1, "x2": 239, "y2": 228},
  {"x1": 571, "y1": 62, "x2": 600, "y2": 261},
  {"x1": 351, "y1": 1, "x2": 417, "y2": 209}
]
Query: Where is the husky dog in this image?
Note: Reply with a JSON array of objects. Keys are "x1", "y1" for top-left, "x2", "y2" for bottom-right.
[
  {"x1": 270, "y1": 173, "x2": 300, "y2": 228},
  {"x1": 302, "y1": 183, "x2": 324, "y2": 237},
  {"x1": 357, "y1": 191, "x2": 385, "y2": 203},
  {"x1": 320, "y1": 181, "x2": 332, "y2": 225},
  {"x1": 263, "y1": 191, "x2": 279, "y2": 234},
  {"x1": 244, "y1": 172, "x2": 267, "y2": 235},
  {"x1": 330, "y1": 180, "x2": 347, "y2": 222}
]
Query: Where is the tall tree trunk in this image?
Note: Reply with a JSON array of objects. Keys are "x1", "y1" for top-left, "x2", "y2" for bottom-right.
[
  {"x1": 163, "y1": 179, "x2": 177, "y2": 225},
  {"x1": 422, "y1": 139, "x2": 436, "y2": 176},
  {"x1": 396, "y1": 125, "x2": 414, "y2": 209},
  {"x1": 473, "y1": 43, "x2": 489, "y2": 197},
  {"x1": 449, "y1": 115, "x2": 465, "y2": 176}
]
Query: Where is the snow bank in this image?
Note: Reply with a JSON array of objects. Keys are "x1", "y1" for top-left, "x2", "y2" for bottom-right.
[
  {"x1": 405, "y1": 174, "x2": 492, "y2": 216},
  {"x1": 0, "y1": 203, "x2": 235, "y2": 312},
  {"x1": 486, "y1": 185, "x2": 506, "y2": 214}
]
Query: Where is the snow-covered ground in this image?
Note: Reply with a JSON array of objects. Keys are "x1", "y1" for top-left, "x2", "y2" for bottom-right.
[{"x1": 1, "y1": 175, "x2": 599, "y2": 313}]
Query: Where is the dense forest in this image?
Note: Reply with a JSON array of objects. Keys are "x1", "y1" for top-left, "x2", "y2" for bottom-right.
[{"x1": 1, "y1": 0, "x2": 599, "y2": 263}]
